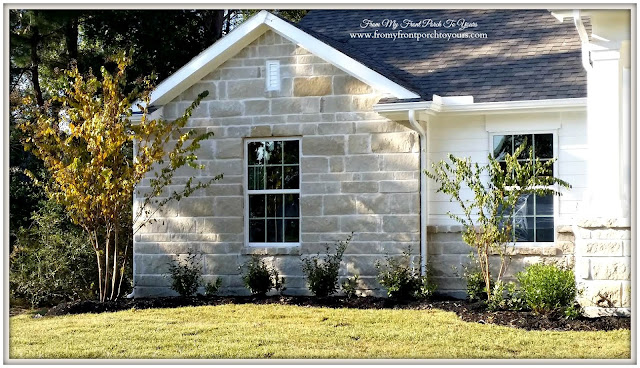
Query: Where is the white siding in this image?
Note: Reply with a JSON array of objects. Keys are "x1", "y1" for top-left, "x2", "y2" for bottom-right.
[{"x1": 426, "y1": 110, "x2": 587, "y2": 226}]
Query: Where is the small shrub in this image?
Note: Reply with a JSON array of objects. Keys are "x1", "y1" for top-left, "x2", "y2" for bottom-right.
[
  {"x1": 486, "y1": 280, "x2": 527, "y2": 311},
  {"x1": 463, "y1": 263, "x2": 487, "y2": 302},
  {"x1": 301, "y1": 233, "x2": 352, "y2": 297},
  {"x1": 516, "y1": 263, "x2": 577, "y2": 315},
  {"x1": 241, "y1": 255, "x2": 285, "y2": 296},
  {"x1": 166, "y1": 253, "x2": 202, "y2": 297},
  {"x1": 204, "y1": 278, "x2": 222, "y2": 296},
  {"x1": 341, "y1": 275, "x2": 359, "y2": 299},
  {"x1": 10, "y1": 200, "x2": 97, "y2": 308},
  {"x1": 564, "y1": 303, "x2": 583, "y2": 320},
  {"x1": 376, "y1": 248, "x2": 436, "y2": 300}
]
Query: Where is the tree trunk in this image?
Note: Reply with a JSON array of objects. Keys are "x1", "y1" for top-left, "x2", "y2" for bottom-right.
[
  {"x1": 64, "y1": 16, "x2": 78, "y2": 63},
  {"x1": 204, "y1": 10, "x2": 225, "y2": 45},
  {"x1": 102, "y1": 227, "x2": 111, "y2": 302},
  {"x1": 110, "y1": 224, "x2": 119, "y2": 300},
  {"x1": 29, "y1": 25, "x2": 43, "y2": 106}
]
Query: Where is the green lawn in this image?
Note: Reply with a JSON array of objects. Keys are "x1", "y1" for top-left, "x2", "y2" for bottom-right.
[{"x1": 10, "y1": 304, "x2": 630, "y2": 359}]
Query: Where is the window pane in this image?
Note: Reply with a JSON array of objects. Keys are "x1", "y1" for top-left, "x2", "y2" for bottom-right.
[
  {"x1": 535, "y1": 194, "x2": 553, "y2": 216},
  {"x1": 536, "y1": 217, "x2": 554, "y2": 242},
  {"x1": 285, "y1": 219, "x2": 299, "y2": 242},
  {"x1": 283, "y1": 140, "x2": 299, "y2": 164},
  {"x1": 514, "y1": 194, "x2": 533, "y2": 218},
  {"x1": 264, "y1": 141, "x2": 282, "y2": 165},
  {"x1": 493, "y1": 135, "x2": 512, "y2": 160},
  {"x1": 248, "y1": 166, "x2": 264, "y2": 190},
  {"x1": 284, "y1": 194, "x2": 299, "y2": 217},
  {"x1": 248, "y1": 142, "x2": 266, "y2": 165},
  {"x1": 283, "y1": 166, "x2": 299, "y2": 189},
  {"x1": 249, "y1": 220, "x2": 265, "y2": 242},
  {"x1": 534, "y1": 134, "x2": 553, "y2": 159},
  {"x1": 266, "y1": 194, "x2": 283, "y2": 218},
  {"x1": 249, "y1": 195, "x2": 265, "y2": 218},
  {"x1": 266, "y1": 219, "x2": 283, "y2": 242},
  {"x1": 266, "y1": 166, "x2": 282, "y2": 189},
  {"x1": 514, "y1": 216, "x2": 534, "y2": 242},
  {"x1": 514, "y1": 134, "x2": 533, "y2": 159}
]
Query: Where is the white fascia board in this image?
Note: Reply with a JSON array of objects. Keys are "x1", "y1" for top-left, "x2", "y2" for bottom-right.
[
  {"x1": 374, "y1": 98, "x2": 587, "y2": 118},
  {"x1": 262, "y1": 13, "x2": 419, "y2": 99},
  {"x1": 133, "y1": 10, "x2": 419, "y2": 112}
]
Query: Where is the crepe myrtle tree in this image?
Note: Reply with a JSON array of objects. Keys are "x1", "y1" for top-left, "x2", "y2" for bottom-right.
[
  {"x1": 19, "y1": 54, "x2": 221, "y2": 302},
  {"x1": 425, "y1": 142, "x2": 570, "y2": 300}
]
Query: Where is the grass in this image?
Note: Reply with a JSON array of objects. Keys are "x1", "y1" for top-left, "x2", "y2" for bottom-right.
[{"x1": 10, "y1": 304, "x2": 630, "y2": 359}]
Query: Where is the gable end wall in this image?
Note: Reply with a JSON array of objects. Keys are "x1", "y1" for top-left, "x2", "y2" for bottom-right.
[{"x1": 133, "y1": 30, "x2": 421, "y2": 297}]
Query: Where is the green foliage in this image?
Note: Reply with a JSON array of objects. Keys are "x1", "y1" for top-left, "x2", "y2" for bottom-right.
[
  {"x1": 341, "y1": 275, "x2": 359, "y2": 299},
  {"x1": 19, "y1": 56, "x2": 220, "y2": 302},
  {"x1": 166, "y1": 253, "x2": 202, "y2": 297},
  {"x1": 564, "y1": 303, "x2": 583, "y2": 320},
  {"x1": 301, "y1": 233, "x2": 352, "y2": 297},
  {"x1": 464, "y1": 269, "x2": 487, "y2": 302},
  {"x1": 516, "y1": 264, "x2": 577, "y2": 315},
  {"x1": 241, "y1": 255, "x2": 285, "y2": 296},
  {"x1": 204, "y1": 278, "x2": 222, "y2": 297},
  {"x1": 486, "y1": 280, "x2": 527, "y2": 311},
  {"x1": 10, "y1": 200, "x2": 97, "y2": 308},
  {"x1": 425, "y1": 141, "x2": 571, "y2": 299},
  {"x1": 376, "y1": 249, "x2": 436, "y2": 300},
  {"x1": 462, "y1": 254, "x2": 487, "y2": 301}
]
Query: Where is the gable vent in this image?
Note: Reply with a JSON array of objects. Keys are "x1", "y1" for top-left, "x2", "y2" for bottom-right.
[{"x1": 265, "y1": 60, "x2": 281, "y2": 91}]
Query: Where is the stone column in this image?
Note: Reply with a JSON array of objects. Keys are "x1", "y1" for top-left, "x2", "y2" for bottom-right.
[{"x1": 575, "y1": 35, "x2": 631, "y2": 317}]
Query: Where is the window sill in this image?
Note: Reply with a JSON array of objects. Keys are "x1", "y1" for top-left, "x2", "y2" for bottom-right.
[
  {"x1": 490, "y1": 243, "x2": 560, "y2": 256},
  {"x1": 242, "y1": 244, "x2": 301, "y2": 256}
]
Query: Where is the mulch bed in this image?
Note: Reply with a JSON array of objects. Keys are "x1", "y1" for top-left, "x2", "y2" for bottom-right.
[{"x1": 45, "y1": 295, "x2": 630, "y2": 332}]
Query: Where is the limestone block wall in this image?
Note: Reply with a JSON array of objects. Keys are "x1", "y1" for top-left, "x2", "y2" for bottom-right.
[
  {"x1": 574, "y1": 219, "x2": 631, "y2": 317},
  {"x1": 133, "y1": 30, "x2": 420, "y2": 297},
  {"x1": 427, "y1": 225, "x2": 576, "y2": 299}
]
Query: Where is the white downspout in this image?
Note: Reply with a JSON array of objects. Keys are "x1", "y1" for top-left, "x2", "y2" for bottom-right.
[
  {"x1": 573, "y1": 10, "x2": 592, "y2": 72},
  {"x1": 408, "y1": 109, "x2": 428, "y2": 275}
]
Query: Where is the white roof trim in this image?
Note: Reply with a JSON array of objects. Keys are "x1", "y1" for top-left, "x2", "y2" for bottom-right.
[
  {"x1": 133, "y1": 10, "x2": 419, "y2": 112},
  {"x1": 373, "y1": 97, "x2": 587, "y2": 117}
]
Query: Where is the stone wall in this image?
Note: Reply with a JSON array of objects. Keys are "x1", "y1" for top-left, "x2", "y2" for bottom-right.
[
  {"x1": 427, "y1": 225, "x2": 576, "y2": 299},
  {"x1": 574, "y1": 219, "x2": 631, "y2": 317},
  {"x1": 133, "y1": 30, "x2": 421, "y2": 297}
]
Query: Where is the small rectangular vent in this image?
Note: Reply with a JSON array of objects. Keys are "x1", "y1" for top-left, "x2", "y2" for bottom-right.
[{"x1": 265, "y1": 60, "x2": 281, "y2": 91}]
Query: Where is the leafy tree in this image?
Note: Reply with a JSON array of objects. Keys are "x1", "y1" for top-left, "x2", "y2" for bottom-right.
[
  {"x1": 19, "y1": 55, "x2": 221, "y2": 302},
  {"x1": 425, "y1": 142, "x2": 570, "y2": 300}
]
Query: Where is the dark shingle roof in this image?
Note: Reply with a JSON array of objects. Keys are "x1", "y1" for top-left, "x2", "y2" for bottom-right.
[{"x1": 298, "y1": 9, "x2": 587, "y2": 102}]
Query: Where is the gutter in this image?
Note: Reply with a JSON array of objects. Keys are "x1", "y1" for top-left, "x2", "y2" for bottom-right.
[
  {"x1": 373, "y1": 97, "x2": 587, "y2": 116},
  {"x1": 408, "y1": 109, "x2": 428, "y2": 275},
  {"x1": 573, "y1": 10, "x2": 593, "y2": 71}
]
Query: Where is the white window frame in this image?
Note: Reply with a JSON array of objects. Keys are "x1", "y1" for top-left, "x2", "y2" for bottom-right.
[
  {"x1": 244, "y1": 137, "x2": 301, "y2": 247},
  {"x1": 488, "y1": 130, "x2": 559, "y2": 245}
]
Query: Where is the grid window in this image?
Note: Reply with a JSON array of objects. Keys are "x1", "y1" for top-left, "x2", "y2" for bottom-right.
[
  {"x1": 246, "y1": 139, "x2": 300, "y2": 245},
  {"x1": 492, "y1": 133, "x2": 554, "y2": 243}
]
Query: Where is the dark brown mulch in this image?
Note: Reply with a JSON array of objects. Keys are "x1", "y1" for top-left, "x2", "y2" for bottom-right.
[{"x1": 45, "y1": 295, "x2": 630, "y2": 332}]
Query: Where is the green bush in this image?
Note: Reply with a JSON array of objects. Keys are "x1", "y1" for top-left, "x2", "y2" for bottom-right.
[
  {"x1": 301, "y1": 233, "x2": 352, "y2": 297},
  {"x1": 463, "y1": 265, "x2": 487, "y2": 301},
  {"x1": 204, "y1": 278, "x2": 222, "y2": 296},
  {"x1": 166, "y1": 253, "x2": 202, "y2": 297},
  {"x1": 486, "y1": 280, "x2": 527, "y2": 311},
  {"x1": 241, "y1": 255, "x2": 285, "y2": 296},
  {"x1": 341, "y1": 274, "x2": 359, "y2": 299},
  {"x1": 516, "y1": 263, "x2": 577, "y2": 315},
  {"x1": 10, "y1": 200, "x2": 97, "y2": 308},
  {"x1": 376, "y1": 249, "x2": 436, "y2": 300}
]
